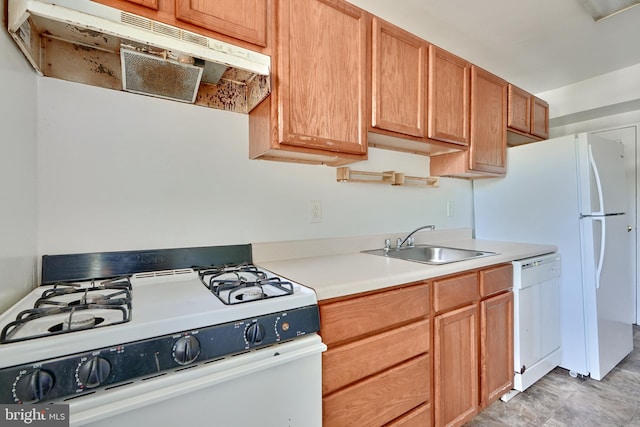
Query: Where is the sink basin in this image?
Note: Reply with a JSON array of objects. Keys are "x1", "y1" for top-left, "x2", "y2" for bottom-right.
[{"x1": 362, "y1": 245, "x2": 498, "y2": 265}]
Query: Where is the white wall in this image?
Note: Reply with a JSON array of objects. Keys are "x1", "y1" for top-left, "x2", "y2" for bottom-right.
[
  {"x1": 0, "y1": 1, "x2": 39, "y2": 311},
  {"x1": 537, "y1": 63, "x2": 640, "y2": 136},
  {"x1": 36, "y1": 78, "x2": 473, "y2": 256}
]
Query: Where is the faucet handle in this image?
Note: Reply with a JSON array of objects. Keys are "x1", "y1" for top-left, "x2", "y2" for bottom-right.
[
  {"x1": 396, "y1": 238, "x2": 403, "y2": 248},
  {"x1": 384, "y1": 238, "x2": 391, "y2": 251}
]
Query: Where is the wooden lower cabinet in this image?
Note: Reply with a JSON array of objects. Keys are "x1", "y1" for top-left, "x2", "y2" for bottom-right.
[
  {"x1": 319, "y1": 265, "x2": 513, "y2": 427},
  {"x1": 480, "y1": 291, "x2": 514, "y2": 408},
  {"x1": 431, "y1": 264, "x2": 514, "y2": 427},
  {"x1": 320, "y1": 282, "x2": 431, "y2": 426},
  {"x1": 433, "y1": 304, "x2": 479, "y2": 427},
  {"x1": 323, "y1": 355, "x2": 430, "y2": 426},
  {"x1": 388, "y1": 403, "x2": 432, "y2": 427}
]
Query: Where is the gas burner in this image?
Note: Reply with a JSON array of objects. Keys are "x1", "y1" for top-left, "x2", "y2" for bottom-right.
[
  {"x1": 199, "y1": 263, "x2": 268, "y2": 280},
  {"x1": 59, "y1": 313, "x2": 98, "y2": 331},
  {"x1": 0, "y1": 277, "x2": 132, "y2": 344},
  {"x1": 198, "y1": 264, "x2": 295, "y2": 305},
  {"x1": 36, "y1": 277, "x2": 132, "y2": 308}
]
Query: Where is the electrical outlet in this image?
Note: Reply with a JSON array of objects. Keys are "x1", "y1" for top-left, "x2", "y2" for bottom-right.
[
  {"x1": 309, "y1": 200, "x2": 322, "y2": 223},
  {"x1": 447, "y1": 200, "x2": 455, "y2": 217}
]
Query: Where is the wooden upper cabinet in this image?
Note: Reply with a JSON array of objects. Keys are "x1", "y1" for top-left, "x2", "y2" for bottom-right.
[
  {"x1": 469, "y1": 66, "x2": 507, "y2": 174},
  {"x1": 122, "y1": 0, "x2": 158, "y2": 9},
  {"x1": 249, "y1": 0, "x2": 368, "y2": 165},
  {"x1": 507, "y1": 83, "x2": 549, "y2": 145},
  {"x1": 430, "y1": 65, "x2": 506, "y2": 178},
  {"x1": 93, "y1": 0, "x2": 270, "y2": 50},
  {"x1": 277, "y1": 0, "x2": 368, "y2": 156},
  {"x1": 531, "y1": 96, "x2": 549, "y2": 139},
  {"x1": 175, "y1": 0, "x2": 268, "y2": 47},
  {"x1": 371, "y1": 17, "x2": 427, "y2": 138},
  {"x1": 507, "y1": 84, "x2": 531, "y2": 133},
  {"x1": 428, "y1": 46, "x2": 470, "y2": 146}
]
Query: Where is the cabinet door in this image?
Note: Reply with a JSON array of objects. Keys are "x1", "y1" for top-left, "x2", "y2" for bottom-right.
[
  {"x1": 278, "y1": 0, "x2": 368, "y2": 155},
  {"x1": 322, "y1": 319, "x2": 429, "y2": 395},
  {"x1": 480, "y1": 291, "x2": 514, "y2": 407},
  {"x1": 371, "y1": 18, "x2": 427, "y2": 138},
  {"x1": 434, "y1": 304, "x2": 478, "y2": 427},
  {"x1": 175, "y1": 0, "x2": 268, "y2": 47},
  {"x1": 387, "y1": 403, "x2": 432, "y2": 427},
  {"x1": 324, "y1": 355, "x2": 430, "y2": 427},
  {"x1": 122, "y1": 0, "x2": 158, "y2": 9},
  {"x1": 531, "y1": 96, "x2": 549, "y2": 139},
  {"x1": 470, "y1": 66, "x2": 507, "y2": 174},
  {"x1": 480, "y1": 263, "x2": 512, "y2": 298},
  {"x1": 507, "y1": 84, "x2": 531, "y2": 133},
  {"x1": 428, "y1": 46, "x2": 470, "y2": 146}
]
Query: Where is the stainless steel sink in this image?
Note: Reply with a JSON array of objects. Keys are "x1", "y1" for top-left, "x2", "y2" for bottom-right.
[{"x1": 362, "y1": 244, "x2": 498, "y2": 265}]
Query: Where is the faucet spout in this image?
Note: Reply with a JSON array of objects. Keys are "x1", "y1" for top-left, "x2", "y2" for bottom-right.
[{"x1": 398, "y1": 225, "x2": 436, "y2": 248}]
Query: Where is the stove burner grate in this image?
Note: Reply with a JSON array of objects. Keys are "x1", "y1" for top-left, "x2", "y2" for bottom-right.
[
  {"x1": 36, "y1": 276, "x2": 131, "y2": 308},
  {"x1": 198, "y1": 263, "x2": 294, "y2": 305},
  {"x1": 0, "y1": 277, "x2": 132, "y2": 344}
]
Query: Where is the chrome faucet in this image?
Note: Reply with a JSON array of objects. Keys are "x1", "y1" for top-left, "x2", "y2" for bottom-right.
[{"x1": 397, "y1": 225, "x2": 436, "y2": 248}]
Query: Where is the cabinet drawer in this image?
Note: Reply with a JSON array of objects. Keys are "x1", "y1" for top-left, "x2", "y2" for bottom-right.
[
  {"x1": 432, "y1": 272, "x2": 478, "y2": 313},
  {"x1": 320, "y1": 283, "x2": 429, "y2": 346},
  {"x1": 323, "y1": 354, "x2": 430, "y2": 427},
  {"x1": 323, "y1": 319, "x2": 429, "y2": 395},
  {"x1": 387, "y1": 402, "x2": 432, "y2": 427},
  {"x1": 479, "y1": 264, "x2": 512, "y2": 297}
]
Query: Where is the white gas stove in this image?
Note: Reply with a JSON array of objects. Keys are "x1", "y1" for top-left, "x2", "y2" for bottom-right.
[{"x1": 0, "y1": 245, "x2": 322, "y2": 420}]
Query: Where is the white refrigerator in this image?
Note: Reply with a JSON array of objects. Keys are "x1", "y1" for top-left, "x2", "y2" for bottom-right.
[{"x1": 473, "y1": 133, "x2": 634, "y2": 380}]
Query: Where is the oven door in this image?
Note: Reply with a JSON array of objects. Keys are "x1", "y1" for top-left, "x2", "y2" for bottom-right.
[{"x1": 70, "y1": 335, "x2": 326, "y2": 426}]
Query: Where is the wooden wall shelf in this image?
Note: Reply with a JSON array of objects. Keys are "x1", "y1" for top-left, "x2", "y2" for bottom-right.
[{"x1": 336, "y1": 167, "x2": 439, "y2": 188}]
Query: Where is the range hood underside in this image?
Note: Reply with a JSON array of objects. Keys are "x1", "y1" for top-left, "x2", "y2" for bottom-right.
[{"x1": 17, "y1": 15, "x2": 270, "y2": 113}]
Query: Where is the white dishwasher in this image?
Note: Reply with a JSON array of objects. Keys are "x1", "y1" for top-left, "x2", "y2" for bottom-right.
[{"x1": 509, "y1": 253, "x2": 562, "y2": 396}]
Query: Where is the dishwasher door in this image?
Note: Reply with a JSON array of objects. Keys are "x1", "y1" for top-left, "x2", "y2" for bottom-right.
[{"x1": 512, "y1": 253, "x2": 562, "y2": 392}]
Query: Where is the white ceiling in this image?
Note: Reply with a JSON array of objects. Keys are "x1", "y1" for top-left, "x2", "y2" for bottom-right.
[{"x1": 349, "y1": 0, "x2": 640, "y2": 94}]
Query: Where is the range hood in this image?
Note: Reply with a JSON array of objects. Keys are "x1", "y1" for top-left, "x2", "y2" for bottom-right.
[{"x1": 7, "y1": 0, "x2": 271, "y2": 111}]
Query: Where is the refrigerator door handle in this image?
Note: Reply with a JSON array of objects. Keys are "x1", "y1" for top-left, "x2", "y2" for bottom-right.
[
  {"x1": 588, "y1": 144, "x2": 605, "y2": 215},
  {"x1": 594, "y1": 216, "x2": 606, "y2": 289}
]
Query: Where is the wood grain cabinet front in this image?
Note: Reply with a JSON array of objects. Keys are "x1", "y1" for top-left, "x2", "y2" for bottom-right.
[
  {"x1": 249, "y1": 0, "x2": 369, "y2": 165},
  {"x1": 320, "y1": 282, "x2": 431, "y2": 427},
  {"x1": 431, "y1": 264, "x2": 514, "y2": 427},
  {"x1": 93, "y1": 0, "x2": 270, "y2": 50},
  {"x1": 370, "y1": 17, "x2": 427, "y2": 139},
  {"x1": 507, "y1": 83, "x2": 549, "y2": 145},
  {"x1": 480, "y1": 290, "x2": 514, "y2": 408},
  {"x1": 428, "y1": 46, "x2": 471, "y2": 146},
  {"x1": 430, "y1": 65, "x2": 507, "y2": 178},
  {"x1": 432, "y1": 272, "x2": 479, "y2": 427},
  {"x1": 368, "y1": 23, "x2": 471, "y2": 156},
  {"x1": 479, "y1": 263, "x2": 514, "y2": 408},
  {"x1": 175, "y1": 0, "x2": 268, "y2": 47}
]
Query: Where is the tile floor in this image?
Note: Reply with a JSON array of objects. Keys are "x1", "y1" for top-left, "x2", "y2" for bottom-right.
[{"x1": 466, "y1": 325, "x2": 640, "y2": 426}]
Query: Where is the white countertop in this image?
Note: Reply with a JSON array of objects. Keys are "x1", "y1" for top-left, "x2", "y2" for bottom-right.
[{"x1": 256, "y1": 237, "x2": 556, "y2": 301}]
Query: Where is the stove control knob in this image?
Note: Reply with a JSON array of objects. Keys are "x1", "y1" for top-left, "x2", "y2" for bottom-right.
[
  {"x1": 14, "y1": 369, "x2": 54, "y2": 403},
  {"x1": 245, "y1": 322, "x2": 266, "y2": 345},
  {"x1": 173, "y1": 335, "x2": 201, "y2": 365},
  {"x1": 78, "y1": 357, "x2": 111, "y2": 388}
]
